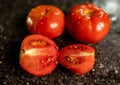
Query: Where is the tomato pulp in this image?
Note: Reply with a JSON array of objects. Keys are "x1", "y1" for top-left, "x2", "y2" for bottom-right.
[
  {"x1": 19, "y1": 34, "x2": 58, "y2": 76},
  {"x1": 58, "y1": 44, "x2": 95, "y2": 75}
]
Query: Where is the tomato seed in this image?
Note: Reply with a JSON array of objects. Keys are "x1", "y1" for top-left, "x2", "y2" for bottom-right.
[
  {"x1": 65, "y1": 56, "x2": 76, "y2": 64},
  {"x1": 31, "y1": 40, "x2": 47, "y2": 47},
  {"x1": 41, "y1": 60, "x2": 45, "y2": 64},
  {"x1": 75, "y1": 45, "x2": 87, "y2": 50}
]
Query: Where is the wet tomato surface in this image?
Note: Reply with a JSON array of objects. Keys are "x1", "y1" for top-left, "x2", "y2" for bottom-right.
[
  {"x1": 26, "y1": 5, "x2": 65, "y2": 39},
  {"x1": 67, "y1": 3, "x2": 110, "y2": 43}
]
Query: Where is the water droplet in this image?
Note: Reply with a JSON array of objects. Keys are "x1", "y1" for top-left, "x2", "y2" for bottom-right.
[
  {"x1": 0, "y1": 61, "x2": 2, "y2": 64},
  {"x1": 55, "y1": 12, "x2": 59, "y2": 15},
  {"x1": 27, "y1": 17, "x2": 33, "y2": 25},
  {"x1": 98, "y1": 63, "x2": 104, "y2": 68},
  {"x1": 50, "y1": 23, "x2": 58, "y2": 29},
  {"x1": 26, "y1": 82, "x2": 30, "y2": 85},
  {"x1": 115, "y1": 70, "x2": 118, "y2": 74},
  {"x1": 41, "y1": 60, "x2": 45, "y2": 64},
  {"x1": 92, "y1": 69, "x2": 95, "y2": 72},
  {"x1": 111, "y1": 16, "x2": 117, "y2": 21},
  {"x1": 3, "y1": 36, "x2": 7, "y2": 40},
  {"x1": 71, "y1": 13, "x2": 75, "y2": 16}
]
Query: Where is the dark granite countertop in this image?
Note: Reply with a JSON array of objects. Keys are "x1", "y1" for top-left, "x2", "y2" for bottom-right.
[{"x1": 0, "y1": 0, "x2": 120, "y2": 85}]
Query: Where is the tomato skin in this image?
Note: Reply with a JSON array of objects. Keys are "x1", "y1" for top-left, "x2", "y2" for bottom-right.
[
  {"x1": 26, "y1": 5, "x2": 65, "y2": 39},
  {"x1": 67, "y1": 4, "x2": 110, "y2": 43},
  {"x1": 19, "y1": 34, "x2": 58, "y2": 76},
  {"x1": 58, "y1": 44, "x2": 95, "y2": 75}
]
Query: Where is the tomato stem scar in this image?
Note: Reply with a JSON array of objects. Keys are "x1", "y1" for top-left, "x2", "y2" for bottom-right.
[{"x1": 84, "y1": 10, "x2": 93, "y2": 17}]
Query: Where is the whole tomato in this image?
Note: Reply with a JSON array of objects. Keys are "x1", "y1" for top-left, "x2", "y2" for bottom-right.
[
  {"x1": 26, "y1": 5, "x2": 65, "y2": 39},
  {"x1": 19, "y1": 34, "x2": 58, "y2": 76},
  {"x1": 58, "y1": 44, "x2": 95, "y2": 75},
  {"x1": 67, "y1": 3, "x2": 110, "y2": 43}
]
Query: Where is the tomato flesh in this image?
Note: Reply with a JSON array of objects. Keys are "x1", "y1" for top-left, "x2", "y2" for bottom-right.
[
  {"x1": 58, "y1": 44, "x2": 95, "y2": 75},
  {"x1": 19, "y1": 34, "x2": 58, "y2": 76}
]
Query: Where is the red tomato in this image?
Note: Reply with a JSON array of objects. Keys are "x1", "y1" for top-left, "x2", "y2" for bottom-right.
[
  {"x1": 67, "y1": 3, "x2": 110, "y2": 43},
  {"x1": 58, "y1": 44, "x2": 95, "y2": 75},
  {"x1": 19, "y1": 34, "x2": 58, "y2": 76},
  {"x1": 26, "y1": 5, "x2": 65, "y2": 39}
]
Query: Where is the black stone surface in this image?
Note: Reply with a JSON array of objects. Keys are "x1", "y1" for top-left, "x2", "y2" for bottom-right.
[{"x1": 0, "y1": 0, "x2": 120, "y2": 85}]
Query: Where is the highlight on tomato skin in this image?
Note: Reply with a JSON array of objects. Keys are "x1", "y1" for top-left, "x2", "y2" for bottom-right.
[
  {"x1": 26, "y1": 5, "x2": 65, "y2": 39},
  {"x1": 19, "y1": 34, "x2": 59, "y2": 76},
  {"x1": 67, "y1": 3, "x2": 110, "y2": 44},
  {"x1": 58, "y1": 44, "x2": 95, "y2": 75}
]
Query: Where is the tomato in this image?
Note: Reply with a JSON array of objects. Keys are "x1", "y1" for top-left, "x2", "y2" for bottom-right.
[
  {"x1": 58, "y1": 44, "x2": 95, "y2": 75},
  {"x1": 26, "y1": 5, "x2": 65, "y2": 39},
  {"x1": 67, "y1": 3, "x2": 110, "y2": 43},
  {"x1": 19, "y1": 34, "x2": 58, "y2": 76}
]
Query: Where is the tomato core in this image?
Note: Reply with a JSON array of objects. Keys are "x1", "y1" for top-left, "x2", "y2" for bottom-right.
[
  {"x1": 84, "y1": 10, "x2": 93, "y2": 17},
  {"x1": 40, "y1": 8, "x2": 49, "y2": 17}
]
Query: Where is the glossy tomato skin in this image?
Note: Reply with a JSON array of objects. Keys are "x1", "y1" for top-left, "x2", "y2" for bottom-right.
[
  {"x1": 67, "y1": 4, "x2": 110, "y2": 43},
  {"x1": 19, "y1": 34, "x2": 58, "y2": 76},
  {"x1": 58, "y1": 44, "x2": 95, "y2": 75},
  {"x1": 26, "y1": 5, "x2": 65, "y2": 39}
]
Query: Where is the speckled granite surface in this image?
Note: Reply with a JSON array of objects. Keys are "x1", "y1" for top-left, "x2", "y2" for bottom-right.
[{"x1": 0, "y1": 0, "x2": 120, "y2": 85}]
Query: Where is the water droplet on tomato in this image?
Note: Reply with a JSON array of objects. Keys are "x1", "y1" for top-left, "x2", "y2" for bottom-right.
[
  {"x1": 50, "y1": 23, "x2": 58, "y2": 29},
  {"x1": 27, "y1": 17, "x2": 33, "y2": 25}
]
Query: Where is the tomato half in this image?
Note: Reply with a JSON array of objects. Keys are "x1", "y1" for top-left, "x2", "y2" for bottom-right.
[
  {"x1": 58, "y1": 44, "x2": 95, "y2": 75},
  {"x1": 19, "y1": 34, "x2": 58, "y2": 76}
]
